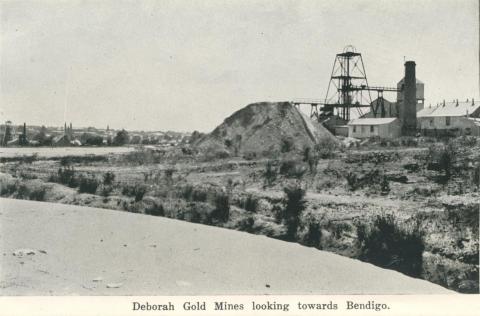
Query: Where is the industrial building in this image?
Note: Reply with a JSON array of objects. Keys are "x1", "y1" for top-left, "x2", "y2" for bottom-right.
[
  {"x1": 292, "y1": 46, "x2": 478, "y2": 139},
  {"x1": 417, "y1": 100, "x2": 480, "y2": 136},
  {"x1": 292, "y1": 47, "x2": 422, "y2": 138},
  {"x1": 347, "y1": 117, "x2": 401, "y2": 138},
  {"x1": 346, "y1": 60, "x2": 419, "y2": 138}
]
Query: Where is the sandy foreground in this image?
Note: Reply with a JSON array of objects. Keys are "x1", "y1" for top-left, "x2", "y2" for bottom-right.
[{"x1": 0, "y1": 198, "x2": 451, "y2": 295}]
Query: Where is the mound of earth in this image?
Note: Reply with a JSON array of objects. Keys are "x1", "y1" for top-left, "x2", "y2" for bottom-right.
[
  {"x1": 0, "y1": 198, "x2": 451, "y2": 295},
  {"x1": 195, "y1": 102, "x2": 337, "y2": 155}
]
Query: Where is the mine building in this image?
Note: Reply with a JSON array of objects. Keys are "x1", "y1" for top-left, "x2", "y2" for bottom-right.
[
  {"x1": 293, "y1": 46, "x2": 477, "y2": 139},
  {"x1": 347, "y1": 60, "x2": 419, "y2": 138},
  {"x1": 417, "y1": 99, "x2": 480, "y2": 136},
  {"x1": 347, "y1": 117, "x2": 401, "y2": 138}
]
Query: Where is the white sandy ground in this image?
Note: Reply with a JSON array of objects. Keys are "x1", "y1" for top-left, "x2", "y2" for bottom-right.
[{"x1": 0, "y1": 198, "x2": 452, "y2": 295}]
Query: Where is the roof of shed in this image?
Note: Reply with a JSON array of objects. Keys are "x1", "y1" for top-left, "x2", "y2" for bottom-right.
[{"x1": 348, "y1": 118, "x2": 398, "y2": 125}]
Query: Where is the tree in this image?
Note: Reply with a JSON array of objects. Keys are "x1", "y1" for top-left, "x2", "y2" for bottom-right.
[
  {"x1": 283, "y1": 183, "x2": 307, "y2": 241},
  {"x1": 81, "y1": 133, "x2": 103, "y2": 146},
  {"x1": 113, "y1": 129, "x2": 129, "y2": 146}
]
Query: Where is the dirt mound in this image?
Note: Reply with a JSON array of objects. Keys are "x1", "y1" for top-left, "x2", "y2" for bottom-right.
[{"x1": 195, "y1": 102, "x2": 337, "y2": 155}]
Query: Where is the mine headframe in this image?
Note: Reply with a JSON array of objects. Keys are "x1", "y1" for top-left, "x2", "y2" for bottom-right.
[
  {"x1": 322, "y1": 45, "x2": 374, "y2": 121},
  {"x1": 292, "y1": 46, "x2": 400, "y2": 122}
]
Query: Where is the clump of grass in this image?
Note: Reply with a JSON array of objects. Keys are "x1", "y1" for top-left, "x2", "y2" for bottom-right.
[
  {"x1": 145, "y1": 200, "x2": 165, "y2": 217},
  {"x1": 122, "y1": 184, "x2": 147, "y2": 202},
  {"x1": 279, "y1": 159, "x2": 307, "y2": 179},
  {"x1": 356, "y1": 214, "x2": 425, "y2": 277}
]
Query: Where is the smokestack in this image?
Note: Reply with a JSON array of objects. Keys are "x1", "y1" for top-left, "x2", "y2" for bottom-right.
[
  {"x1": 402, "y1": 61, "x2": 417, "y2": 135},
  {"x1": 23, "y1": 123, "x2": 26, "y2": 135}
]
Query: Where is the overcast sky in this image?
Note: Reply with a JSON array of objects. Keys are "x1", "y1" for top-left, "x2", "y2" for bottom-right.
[{"x1": 1, "y1": 0, "x2": 478, "y2": 132}]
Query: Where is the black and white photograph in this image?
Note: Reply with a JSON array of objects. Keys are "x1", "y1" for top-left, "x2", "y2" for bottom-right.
[{"x1": 0, "y1": 0, "x2": 479, "y2": 313}]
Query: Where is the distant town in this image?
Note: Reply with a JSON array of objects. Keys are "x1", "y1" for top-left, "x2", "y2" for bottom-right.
[{"x1": 0, "y1": 121, "x2": 195, "y2": 147}]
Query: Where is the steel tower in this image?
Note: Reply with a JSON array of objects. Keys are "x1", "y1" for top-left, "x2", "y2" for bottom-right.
[{"x1": 323, "y1": 45, "x2": 372, "y2": 121}]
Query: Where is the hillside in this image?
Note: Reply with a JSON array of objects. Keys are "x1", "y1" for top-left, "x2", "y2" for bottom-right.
[
  {"x1": 0, "y1": 198, "x2": 451, "y2": 295},
  {"x1": 195, "y1": 102, "x2": 337, "y2": 155}
]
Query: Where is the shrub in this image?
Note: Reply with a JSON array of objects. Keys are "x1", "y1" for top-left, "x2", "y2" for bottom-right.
[
  {"x1": 380, "y1": 175, "x2": 390, "y2": 195},
  {"x1": 243, "y1": 151, "x2": 257, "y2": 160},
  {"x1": 78, "y1": 176, "x2": 100, "y2": 194},
  {"x1": 279, "y1": 159, "x2": 307, "y2": 179},
  {"x1": 29, "y1": 187, "x2": 47, "y2": 201},
  {"x1": 356, "y1": 214, "x2": 425, "y2": 277},
  {"x1": 303, "y1": 219, "x2": 322, "y2": 248},
  {"x1": 473, "y1": 164, "x2": 480, "y2": 189},
  {"x1": 315, "y1": 138, "x2": 339, "y2": 159},
  {"x1": 345, "y1": 168, "x2": 383, "y2": 192},
  {"x1": 53, "y1": 166, "x2": 78, "y2": 188},
  {"x1": 122, "y1": 184, "x2": 147, "y2": 202},
  {"x1": 164, "y1": 168, "x2": 175, "y2": 185},
  {"x1": 280, "y1": 136, "x2": 295, "y2": 153},
  {"x1": 0, "y1": 182, "x2": 17, "y2": 196},
  {"x1": 145, "y1": 201, "x2": 165, "y2": 217},
  {"x1": 212, "y1": 191, "x2": 230, "y2": 222},
  {"x1": 243, "y1": 194, "x2": 257, "y2": 213},
  {"x1": 439, "y1": 142, "x2": 457, "y2": 180},
  {"x1": 346, "y1": 172, "x2": 360, "y2": 191},
  {"x1": 60, "y1": 156, "x2": 72, "y2": 166},
  {"x1": 99, "y1": 185, "x2": 113, "y2": 197},
  {"x1": 192, "y1": 188, "x2": 208, "y2": 202},
  {"x1": 236, "y1": 216, "x2": 255, "y2": 233},
  {"x1": 263, "y1": 160, "x2": 278, "y2": 188},
  {"x1": 15, "y1": 184, "x2": 31, "y2": 199},
  {"x1": 303, "y1": 146, "x2": 319, "y2": 173},
  {"x1": 457, "y1": 135, "x2": 477, "y2": 147},
  {"x1": 13, "y1": 184, "x2": 47, "y2": 201},
  {"x1": 425, "y1": 142, "x2": 459, "y2": 181},
  {"x1": 103, "y1": 172, "x2": 115, "y2": 185},
  {"x1": 180, "y1": 184, "x2": 194, "y2": 200},
  {"x1": 283, "y1": 184, "x2": 307, "y2": 241}
]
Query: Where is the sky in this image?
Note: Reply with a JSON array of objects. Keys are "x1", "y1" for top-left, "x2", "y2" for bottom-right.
[{"x1": 0, "y1": 0, "x2": 478, "y2": 132}]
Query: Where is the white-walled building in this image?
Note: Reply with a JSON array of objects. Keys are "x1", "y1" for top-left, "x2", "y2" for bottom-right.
[
  {"x1": 417, "y1": 100, "x2": 480, "y2": 136},
  {"x1": 347, "y1": 118, "x2": 401, "y2": 138}
]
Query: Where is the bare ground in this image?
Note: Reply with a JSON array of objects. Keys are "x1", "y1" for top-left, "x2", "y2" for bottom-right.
[{"x1": 0, "y1": 198, "x2": 452, "y2": 295}]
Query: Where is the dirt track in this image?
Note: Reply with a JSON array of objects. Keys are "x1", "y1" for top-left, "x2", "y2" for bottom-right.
[{"x1": 0, "y1": 198, "x2": 452, "y2": 295}]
